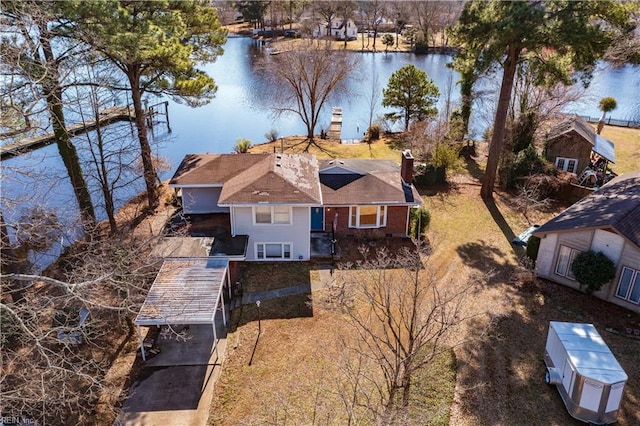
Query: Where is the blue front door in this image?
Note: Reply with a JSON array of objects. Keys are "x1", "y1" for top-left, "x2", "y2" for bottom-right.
[{"x1": 311, "y1": 207, "x2": 324, "y2": 231}]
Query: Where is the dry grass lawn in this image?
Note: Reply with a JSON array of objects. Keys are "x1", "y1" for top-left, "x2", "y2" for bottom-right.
[{"x1": 209, "y1": 133, "x2": 640, "y2": 425}]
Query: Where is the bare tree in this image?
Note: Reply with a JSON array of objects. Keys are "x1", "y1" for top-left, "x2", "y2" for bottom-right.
[
  {"x1": 72, "y1": 83, "x2": 145, "y2": 235},
  {"x1": 260, "y1": 40, "x2": 360, "y2": 149},
  {"x1": 514, "y1": 177, "x2": 552, "y2": 225},
  {"x1": 330, "y1": 246, "x2": 483, "y2": 424},
  {"x1": 314, "y1": 0, "x2": 339, "y2": 37},
  {"x1": 359, "y1": 0, "x2": 386, "y2": 51},
  {"x1": 1, "y1": 217, "x2": 166, "y2": 425}
]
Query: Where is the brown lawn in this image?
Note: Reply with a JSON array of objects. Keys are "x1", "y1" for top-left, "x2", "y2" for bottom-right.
[{"x1": 209, "y1": 136, "x2": 640, "y2": 425}]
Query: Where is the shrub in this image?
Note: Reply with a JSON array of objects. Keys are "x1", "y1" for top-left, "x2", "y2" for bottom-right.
[
  {"x1": 432, "y1": 143, "x2": 462, "y2": 173},
  {"x1": 571, "y1": 250, "x2": 616, "y2": 294},
  {"x1": 366, "y1": 124, "x2": 381, "y2": 141},
  {"x1": 526, "y1": 236, "x2": 541, "y2": 261},
  {"x1": 410, "y1": 207, "x2": 431, "y2": 239},
  {"x1": 234, "y1": 138, "x2": 251, "y2": 153},
  {"x1": 264, "y1": 128, "x2": 279, "y2": 142},
  {"x1": 505, "y1": 146, "x2": 548, "y2": 189}
]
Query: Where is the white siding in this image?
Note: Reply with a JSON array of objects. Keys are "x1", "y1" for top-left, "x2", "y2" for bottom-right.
[
  {"x1": 181, "y1": 187, "x2": 228, "y2": 214},
  {"x1": 605, "y1": 243, "x2": 640, "y2": 313},
  {"x1": 232, "y1": 206, "x2": 311, "y2": 261},
  {"x1": 536, "y1": 233, "x2": 558, "y2": 278},
  {"x1": 557, "y1": 230, "x2": 592, "y2": 251},
  {"x1": 591, "y1": 229, "x2": 624, "y2": 265}
]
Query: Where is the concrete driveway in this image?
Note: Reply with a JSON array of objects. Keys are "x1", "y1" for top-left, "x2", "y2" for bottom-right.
[{"x1": 117, "y1": 314, "x2": 227, "y2": 426}]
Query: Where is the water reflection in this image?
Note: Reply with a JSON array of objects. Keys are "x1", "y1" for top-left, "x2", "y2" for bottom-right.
[{"x1": 2, "y1": 36, "x2": 638, "y2": 228}]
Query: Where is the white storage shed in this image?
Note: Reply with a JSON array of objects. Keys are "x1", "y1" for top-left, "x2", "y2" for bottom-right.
[{"x1": 544, "y1": 321, "x2": 628, "y2": 425}]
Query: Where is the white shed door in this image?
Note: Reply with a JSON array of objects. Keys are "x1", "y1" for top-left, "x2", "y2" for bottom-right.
[{"x1": 591, "y1": 229, "x2": 624, "y2": 265}]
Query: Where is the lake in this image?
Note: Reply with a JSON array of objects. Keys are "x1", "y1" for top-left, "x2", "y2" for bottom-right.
[{"x1": 1, "y1": 35, "x2": 639, "y2": 266}]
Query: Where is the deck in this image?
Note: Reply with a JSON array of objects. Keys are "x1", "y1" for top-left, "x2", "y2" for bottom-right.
[
  {"x1": 329, "y1": 107, "x2": 342, "y2": 139},
  {"x1": 0, "y1": 106, "x2": 135, "y2": 160}
]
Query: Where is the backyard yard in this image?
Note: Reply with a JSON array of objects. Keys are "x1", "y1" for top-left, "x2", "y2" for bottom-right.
[{"x1": 208, "y1": 127, "x2": 640, "y2": 425}]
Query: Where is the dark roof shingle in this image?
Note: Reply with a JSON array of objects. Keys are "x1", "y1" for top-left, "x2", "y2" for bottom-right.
[{"x1": 534, "y1": 172, "x2": 640, "y2": 247}]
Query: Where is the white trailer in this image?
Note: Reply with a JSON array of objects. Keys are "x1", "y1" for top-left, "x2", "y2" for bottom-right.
[{"x1": 544, "y1": 321, "x2": 628, "y2": 425}]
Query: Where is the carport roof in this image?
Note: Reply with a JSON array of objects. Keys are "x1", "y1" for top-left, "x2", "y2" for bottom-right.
[{"x1": 135, "y1": 258, "x2": 228, "y2": 326}]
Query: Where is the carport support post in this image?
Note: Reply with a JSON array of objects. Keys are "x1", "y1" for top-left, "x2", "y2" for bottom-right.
[{"x1": 137, "y1": 325, "x2": 146, "y2": 362}]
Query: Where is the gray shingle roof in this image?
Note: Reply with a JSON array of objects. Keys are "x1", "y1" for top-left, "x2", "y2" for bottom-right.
[
  {"x1": 533, "y1": 172, "x2": 640, "y2": 247},
  {"x1": 318, "y1": 159, "x2": 422, "y2": 206}
]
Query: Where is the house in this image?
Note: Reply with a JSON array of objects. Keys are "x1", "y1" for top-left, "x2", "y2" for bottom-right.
[
  {"x1": 313, "y1": 18, "x2": 357, "y2": 40},
  {"x1": 532, "y1": 172, "x2": 640, "y2": 313},
  {"x1": 169, "y1": 151, "x2": 422, "y2": 261},
  {"x1": 545, "y1": 116, "x2": 616, "y2": 186},
  {"x1": 317, "y1": 151, "x2": 422, "y2": 237}
]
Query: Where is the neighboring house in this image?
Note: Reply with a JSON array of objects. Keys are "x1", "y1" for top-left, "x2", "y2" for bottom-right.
[
  {"x1": 532, "y1": 172, "x2": 640, "y2": 313},
  {"x1": 545, "y1": 116, "x2": 616, "y2": 185},
  {"x1": 169, "y1": 151, "x2": 422, "y2": 261},
  {"x1": 313, "y1": 18, "x2": 357, "y2": 40}
]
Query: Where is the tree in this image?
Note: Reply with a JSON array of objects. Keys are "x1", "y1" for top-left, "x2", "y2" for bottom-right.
[
  {"x1": 329, "y1": 246, "x2": 480, "y2": 423},
  {"x1": 359, "y1": 0, "x2": 386, "y2": 51},
  {"x1": 236, "y1": 0, "x2": 270, "y2": 29},
  {"x1": 381, "y1": 33, "x2": 394, "y2": 52},
  {"x1": 382, "y1": 64, "x2": 440, "y2": 132},
  {"x1": 337, "y1": 1, "x2": 357, "y2": 48},
  {"x1": 448, "y1": 0, "x2": 631, "y2": 200},
  {"x1": 70, "y1": 0, "x2": 227, "y2": 210},
  {"x1": 261, "y1": 40, "x2": 359, "y2": 149},
  {"x1": 73, "y1": 82, "x2": 144, "y2": 235},
  {"x1": 1, "y1": 2, "x2": 96, "y2": 228},
  {"x1": 1, "y1": 229, "x2": 167, "y2": 424},
  {"x1": 597, "y1": 96, "x2": 618, "y2": 134},
  {"x1": 315, "y1": 0, "x2": 339, "y2": 37}
]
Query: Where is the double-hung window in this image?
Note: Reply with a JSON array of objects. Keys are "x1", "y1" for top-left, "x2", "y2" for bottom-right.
[
  {"x1": 555, "y1": 157, "x2": 578, "y2": 174},
  {"x1": 256, "y1": 243, "x2": 292, "y2": 260},
  {"x1": 616, "y1": 267, "x2": 640, "y2": 304},
  {"x1": 254, "y1": 206, "x2": 291, "y2": 225},
  {"x1": 555, "y1": 245, "x2": 580, "y2": 280},
  {"x1": 349, "y1": 206, "x2": 387, "y2": 228}
]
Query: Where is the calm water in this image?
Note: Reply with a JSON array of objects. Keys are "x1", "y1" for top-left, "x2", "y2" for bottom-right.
[{"x1": 2, "y1": 35, "x2": 639, "y2": 264}]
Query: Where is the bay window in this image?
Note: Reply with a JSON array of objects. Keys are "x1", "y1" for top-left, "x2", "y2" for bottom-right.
[{"x1": 349, "y1": 206, "x2": 387, "y2": 228}]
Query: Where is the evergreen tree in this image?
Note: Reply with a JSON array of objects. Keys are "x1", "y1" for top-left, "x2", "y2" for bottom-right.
[
  {"x1": 449, "y1": 0, "x2": 631, "y2": 199},
  {"x1": 382, "y1": 64, "x2": 440, "y2": 131}
]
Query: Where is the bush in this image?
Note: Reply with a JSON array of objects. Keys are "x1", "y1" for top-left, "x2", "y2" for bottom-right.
[
  {"x1": 432, "y1": 143, "x2": 462, "y2": 173},
  {"x1": 234, "y1": 138, "x2": 251, "y2": 153},
  {"x1": 366, "y1": 124, "x2": 381, "y2": 141},
  {"x1": 571, "y1": 250, "x2": 616, "y2": 294},
  {"x1": 526, "y1": 236, "x2": 541, "y2": 261},
  {"x1": 264, "y1": 128, "x2": 279, "y2": 142},
  {"x1": 410, "y1": 207, "x2": 431, "y2": 239},
  {"x1": 505, "y1": 146, "x2": 548, "y2": 189}
]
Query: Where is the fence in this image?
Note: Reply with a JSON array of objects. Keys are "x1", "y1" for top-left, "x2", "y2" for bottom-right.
[{"x1": 578, "y1": 115, "x2": 640, "y2": 129}]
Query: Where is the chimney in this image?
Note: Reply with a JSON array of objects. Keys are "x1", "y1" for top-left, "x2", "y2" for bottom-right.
[{"x1": 401, "y1": 150, "x2": 414, "y2": 185}]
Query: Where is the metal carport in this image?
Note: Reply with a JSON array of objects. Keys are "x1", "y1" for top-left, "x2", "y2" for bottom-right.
[{"x1": 135, "y1": 258, "x2": 230, "y2": 361}]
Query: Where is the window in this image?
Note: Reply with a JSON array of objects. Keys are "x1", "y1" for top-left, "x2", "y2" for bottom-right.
[
  {"x1": 256, "y1": 243, "x2": 292, "y2": 260},
  {"x1": 555, "y1": 245, "x2": 580, "y2": 280},
  {"x1": 616, "y1": 267, "x2": 640, "y2": 304},
  {"x1": 349, "y1": 206, "x2": 387, "y2": 228},
  {"x1": 254, "y1": 206, "x2": 291, "y2": 224},
  {"x1": 555, "y1": 157, "x2": 578, "y2": 174}
]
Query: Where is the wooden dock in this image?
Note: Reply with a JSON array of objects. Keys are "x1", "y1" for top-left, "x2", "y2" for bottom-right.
[
  {"x1": 1, "y1": 106, "x2": 135, "y2": 160},
  {"x1": 329, "y1": 107, "x2": 342, "y2": 140}
]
